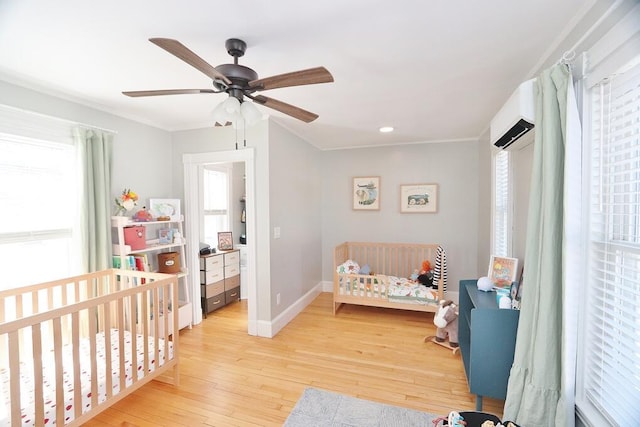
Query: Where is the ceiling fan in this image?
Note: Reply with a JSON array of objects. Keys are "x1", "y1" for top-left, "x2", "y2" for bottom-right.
[{"x1": 123, "y1": 38, "x2": 334, "y2": 124}]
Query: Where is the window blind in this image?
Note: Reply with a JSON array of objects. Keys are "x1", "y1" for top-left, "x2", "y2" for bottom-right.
[
  {"x1": 584, "y1": 59, "x2": 640, "y2": 425},
  {"x1": 0, "y1": 104, "x2": 80, "y2": 289},
  {"x1": 493, "y1": 150, "x2": 511, "y2": 257}
]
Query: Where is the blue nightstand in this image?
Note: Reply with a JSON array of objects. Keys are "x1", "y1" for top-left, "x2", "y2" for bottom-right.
[{"x1": 458, "y1": 280, "x2": 520, "y2": 410}]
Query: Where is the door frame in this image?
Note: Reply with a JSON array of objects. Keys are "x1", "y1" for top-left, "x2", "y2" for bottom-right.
[{"x1": 183, "y1": 148, "x2": 257, "y2": 335}]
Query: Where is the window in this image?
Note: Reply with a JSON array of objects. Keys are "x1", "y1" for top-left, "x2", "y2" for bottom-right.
[
  {"x1": 202, "y1": 166, "x2": 231, "y2": 247},
  {"x1": 492, "y1": 150, "x2": 512, "y2": 257},
  {"x1": 0, "y1": 131, "x2": 80, "y2": 290},
  {"x1": 577, "y1": 59, "x2": 640, "y2": 426}
]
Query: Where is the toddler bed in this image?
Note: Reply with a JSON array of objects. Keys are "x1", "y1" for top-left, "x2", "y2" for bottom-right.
[
  {"x1": 333, "y1": 242, "x2": 447, "y2": 314},
  {"x1": 0, "y1": 269, "x2": 180, "y2": 427}
]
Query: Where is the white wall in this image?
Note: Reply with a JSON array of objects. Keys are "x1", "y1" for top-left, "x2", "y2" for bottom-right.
[
  {"x1": 268, "y1": 121, "x2": 323, "y2": 317},
  {"x1": 320, "y1": 140, "x2": 480, "y2": 294}
]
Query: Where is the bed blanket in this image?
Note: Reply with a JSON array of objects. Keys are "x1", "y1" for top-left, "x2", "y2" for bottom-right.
[{"x1": 386, "y1": 276, "x2": 438, "y2": 305}]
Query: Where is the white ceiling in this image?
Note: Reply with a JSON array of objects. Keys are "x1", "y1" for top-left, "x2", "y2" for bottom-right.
[{"x1": 0, "y1": 0, "x2": 594, "y2": 150}]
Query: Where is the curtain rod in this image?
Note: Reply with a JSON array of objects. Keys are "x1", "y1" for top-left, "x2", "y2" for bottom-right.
[
  {"x1": 0, "y1": 103, "x2": 118, "y2": 135},
  {"x1": 558, "y1": 0, "x2": 626, "y2": 65}
]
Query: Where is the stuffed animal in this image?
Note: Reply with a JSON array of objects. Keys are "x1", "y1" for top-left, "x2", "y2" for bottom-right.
[
  {"x1": 434, "y1": 300, "x2": 459, "y2": 347},
  {"x1": 133, "y1": 206, "x2": 153, "y2": 222},
  {"x1": 420, "y1": 260, "x2": 431, "y2": 274}
]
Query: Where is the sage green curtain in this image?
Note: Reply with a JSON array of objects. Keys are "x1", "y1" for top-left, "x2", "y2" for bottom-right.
[
  {"x1": 74, "y1": 128, "x2": 113, "y2": 272},
  {"x1": 503, "y1": 64, "x2": 573, "y2": 426}
]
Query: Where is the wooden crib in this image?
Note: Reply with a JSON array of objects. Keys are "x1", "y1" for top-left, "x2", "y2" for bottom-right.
[
  {"x1": 0, "y1": 269, "x2": 180, "y2": 427},
  {"x1": 333, "y1": 242, "x2": 446, "y2": 314}
]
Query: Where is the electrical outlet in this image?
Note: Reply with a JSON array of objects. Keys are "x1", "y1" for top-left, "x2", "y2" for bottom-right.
[{"x1": 276, "y1": 293, "x2": 281, "y2": 305}]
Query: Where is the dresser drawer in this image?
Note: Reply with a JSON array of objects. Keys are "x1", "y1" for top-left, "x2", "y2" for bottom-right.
[
  {"x1": 202, "y1": 281, "x2": 224, "y2": 298},
  {"x1": 224, "y1": 263, "x2": 240, "y2": 278},
  {"x1": 225, "y1": 286, "x2": 240, "y2": 303},
  {"x1": 224, "y1": 250, "x2": 240, "y2": 266},
  {"x1": 203, "y1": 293, "x2": 225, "y2": 313},
  {"x1": 200, "y1": 254, "x2": 223, "y2": 270},
  {"x1": 224, "y1": 274, "x2": 240, "y2": 291},
  {"x1": 200, "y1": 268, "x2": 224, "y2": 285}
]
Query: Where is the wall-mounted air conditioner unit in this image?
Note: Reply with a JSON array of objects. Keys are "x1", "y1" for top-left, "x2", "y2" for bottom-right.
[{"x1": 490, "y1": 79, "x2": 535, "y2": 150}]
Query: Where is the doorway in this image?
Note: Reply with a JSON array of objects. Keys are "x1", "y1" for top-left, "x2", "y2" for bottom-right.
[{"x1": 183, "y1": 148, "x2": 257, "y2": 335}]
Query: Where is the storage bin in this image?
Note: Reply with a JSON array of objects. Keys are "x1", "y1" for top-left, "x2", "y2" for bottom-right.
[
  {"x1": 124, "y1": 225, "x2": 146, "y2": 250},
  {"x1": 158, "y1": 252, "x2": 180, "y2": 274}
]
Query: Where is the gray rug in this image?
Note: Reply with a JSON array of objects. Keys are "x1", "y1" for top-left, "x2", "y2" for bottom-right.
[{"x1": 283, "y1": 387, "x2": 439, "y2": 426}]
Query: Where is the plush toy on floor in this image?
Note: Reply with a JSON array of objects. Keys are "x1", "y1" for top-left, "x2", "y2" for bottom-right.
[{"x1": 425, "y1": 299, "x2": 459, "y2": 354}]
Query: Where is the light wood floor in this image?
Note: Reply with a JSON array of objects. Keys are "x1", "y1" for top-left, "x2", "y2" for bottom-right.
[{"x1": 84, "y1": 292, "x2": 504, "y2": 426}]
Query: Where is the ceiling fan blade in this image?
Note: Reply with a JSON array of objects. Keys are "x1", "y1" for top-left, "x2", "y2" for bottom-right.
[
  {"x1": 249, "y1": 66, "x2": 333, "y2": 91},
  {"x1": 122, "y1": 89, "x2": 216, "y2": 97},
  {"x1": 252, "y1": 95, "x2": 319, "y2": 123},
  {"x1": 149, "y1": 38, "x2": 231, "y2": 85}
]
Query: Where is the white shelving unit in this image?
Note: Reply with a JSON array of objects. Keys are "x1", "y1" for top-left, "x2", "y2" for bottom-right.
[{"x1": 111, "y1": 215, "x2": 192, "y2": 331}]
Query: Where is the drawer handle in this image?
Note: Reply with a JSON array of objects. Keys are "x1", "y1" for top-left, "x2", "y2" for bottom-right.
[
  {"x1": 230, "y1": 292, "x2": 238, "y2": 297},
  {"x1": 213, "y1": 299, "x2": 222, "y2": 305}
]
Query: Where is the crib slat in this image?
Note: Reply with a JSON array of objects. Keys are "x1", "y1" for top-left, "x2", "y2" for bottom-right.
[
  {"x1": 130, "y1": 294, "x2": 138, "y2": 382},
  {"x1": 8, "y1": 330, "x2": 20, "y2": 427},
  {"x1": 104, "y1": 301, "x2": 113, "y2": 399},
  {"x1": 117, "y1": 298, "x2": 126, "y2": 393},
  {"x1": 32, "y1": 323, "x2": 44, "y2": 427},
  {"x1": 141, "y1": 290, "x2": 149, "y2": 375},
  {"x1": 153, "y1": 290, "x2": 160, "y2": 372},
  {"x1": 53, "y1": 317, "x2": 65, "y2": 427},
  {"x1": 72, "y1": 311, "x2": 82, "y2": 421},
  {"x1": 89, "y1": 307, "x2": 99, "y2": 409}
]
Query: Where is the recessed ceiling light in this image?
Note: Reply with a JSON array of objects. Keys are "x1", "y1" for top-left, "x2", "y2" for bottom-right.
[{"x1": 379, "y1": 126, "x2": 394, "y2": 133}]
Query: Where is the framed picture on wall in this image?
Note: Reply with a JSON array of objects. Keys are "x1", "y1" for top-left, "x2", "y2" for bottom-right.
[
  {"x1": 352, "y1": 176, "x2": 380, "y2": 210},
  {"x1": 149, "y1": 198, "x2": 181, "y2": 221},
  {"x1": 400, "y1": 183, "x2": 438, "y2": 213}
]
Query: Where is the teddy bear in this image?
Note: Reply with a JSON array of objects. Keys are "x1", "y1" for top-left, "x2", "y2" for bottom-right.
[{"x1": 433, "y1": 299, "x2": 459, "y2": 347}]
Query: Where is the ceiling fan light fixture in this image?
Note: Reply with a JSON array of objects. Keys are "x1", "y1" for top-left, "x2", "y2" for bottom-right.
[
  {"x1": 223, "y1": 96, "x2": 241, "y2": 114},
  {"x1": 212, "y1": 97, "x2": 263, "y2": 128},
  {"x1": 379, "y1": 126, "x2": 394, "y2": 133},
  {"x1": 211, "y1": 101, "x2": 229, "y2": 126},
  {"x1": 241, "y1": 101, "x2": 263, "y2": 126}
]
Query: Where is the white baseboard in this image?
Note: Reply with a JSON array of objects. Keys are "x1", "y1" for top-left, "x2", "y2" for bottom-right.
[
  {"x1": 257, "y1": 282, "x2": 324, "y2": 338},
  {"x1": 256, "y1": 281, "x2": 455, "y2": 338}
]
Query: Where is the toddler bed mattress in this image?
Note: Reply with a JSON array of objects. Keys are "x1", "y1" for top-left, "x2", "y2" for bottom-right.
[
  {"x1": 338, "y1": 274, "x2": 438, "y2": 305},
  {"x1": 0, "y1": 329, "x2": 173, "y2": 427}
]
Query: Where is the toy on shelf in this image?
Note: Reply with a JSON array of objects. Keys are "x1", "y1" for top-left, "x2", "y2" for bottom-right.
[
  {"x1": 133, "y1": 206, "x2": 153, "y2": 222},
  {"x1": 424, "y1": 299, "x2": 459, "y2": 354}
]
